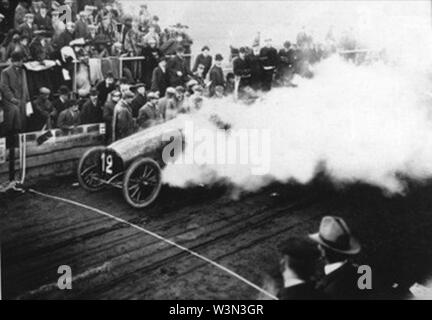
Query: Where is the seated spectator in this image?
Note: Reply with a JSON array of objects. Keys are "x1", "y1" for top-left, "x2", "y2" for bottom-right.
[
  {"x1": 277, "y1": 237, "x2": 325, "y2": 300},
  {"x1": 18, "y1": 13, "x2": 37, "y2": 40},
  {"x1": 52, "y1": 85, "x2": 71, "y2": 119},
  {"x1": 130, "y1": 83, "x2": 147, "y2": 118},
  {"x1": 209, "y1": 54, "x2": 225, "y2": 96},
  {"x1": 17, "y1": 35, "x2": 31, "y2": 61},
  {"x1": 14, "y1": 1, "x2": 28, "y2": 29},
  {"x1": 137, "y1": 92, "x2": 161, "y2": 129},
  {"x1": 53, "y1": 22, "x2": 75, "y2": 50},
  {"x1": 34, "y1": 3, "x2": 52, "y2": 32},
  {"x1": 80, "y1": 88, "x2": 102, "y2": 124},
  {"x1": 51, "y1": 10, "x2": 65, "y2": 39},
  {"x1": 75, "y1": 11, "x2": 90, "y2": 39},
  {"x1": 30, "y1": 87, "x2": 55, "y2": 131},
  {"x1": 57, "y1": 99, "x2": 80, "y2": 131},
  {"x1": 193, "y1": 46, "x2": 212, "y2": 78}
]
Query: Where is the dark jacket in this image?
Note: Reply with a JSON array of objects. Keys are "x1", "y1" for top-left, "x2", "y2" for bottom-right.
[
  {"x1": 192, "y1": 53, "x2": 212, "y2": 78},
  {"x1": 260, "y1": 46, "x2": 279, "y2": 69},
  {"x1": 130, "y1": 93, "x2": 147, "y2": 118},
  {"x1": 150, "y1": 66, "x2": 169, "y2": 97},
  {"x1": 80, "y1": 99, "x2": 103, "y2": 124},
  {"x1": 317, "y1": 263, "x2": 369, "y2": 300},
  {"x1": 232, "y1": 57, "x2": 251, "y2": 78},
  {"x1": 167, "y1": 55, "x2": 191, "y2": 87},
  {"x1": 57, "y1": 108, "x2": 80, "y2": 130},
  {"x1": 278, "y1": 282, "x2": 326, "y2": 300},
  {"x1": 96, "y1": 80, "x2": 116, "y2": 106}
]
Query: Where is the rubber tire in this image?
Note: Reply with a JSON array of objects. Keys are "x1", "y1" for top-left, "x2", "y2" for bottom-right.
[
  {"x1": 77, "y1": 146, "x2": 106, "y2": 192},
  {"x1": 122, "y1": 158, "x2": 162, "y2": 209}
]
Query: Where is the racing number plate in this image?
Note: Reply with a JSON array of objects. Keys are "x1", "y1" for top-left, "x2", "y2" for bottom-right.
[{"x1": 100, "y1": 150, "x2": 122, "y2": 177}]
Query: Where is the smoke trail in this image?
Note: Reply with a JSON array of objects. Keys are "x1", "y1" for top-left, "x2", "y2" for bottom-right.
[{"x1": 162, "y1": 56, "x2": 432, "y2": 194}]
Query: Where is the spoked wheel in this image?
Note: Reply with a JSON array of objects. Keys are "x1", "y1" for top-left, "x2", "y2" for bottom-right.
[
  {"x1": 77, "y1": 146, "x2": 106, "y2": 191},
  {"x1": 122, "y1": 158, "x2": 162, "y2": 209}
]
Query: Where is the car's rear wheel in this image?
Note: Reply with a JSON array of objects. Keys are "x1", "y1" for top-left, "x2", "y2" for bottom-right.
[
  {"x1": 122, "y1": 158, "x2": 162, "y2": 209},
  {"x1": 77, "y1": 146, "x2": 106, "y2": 192}
]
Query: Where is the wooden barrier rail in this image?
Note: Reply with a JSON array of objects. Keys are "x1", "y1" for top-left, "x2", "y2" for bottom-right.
[{"x1": 0, "y1": 123, "x2": 106, "y2": 183}]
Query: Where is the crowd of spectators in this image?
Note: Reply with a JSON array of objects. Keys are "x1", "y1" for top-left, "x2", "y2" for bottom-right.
[{"x1": 0, "y1": 0, "x2": 333, "y2": 143}]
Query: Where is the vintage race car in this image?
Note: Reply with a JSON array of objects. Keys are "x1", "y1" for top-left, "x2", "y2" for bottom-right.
[{"x1": 77, "y1": 119, "x2": 185, "y2": 209}]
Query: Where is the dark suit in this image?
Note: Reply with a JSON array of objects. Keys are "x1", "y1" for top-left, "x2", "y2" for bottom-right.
[
  {"x1": 317, "y1": 263, "x2": 368, "y2": 300},
  {"x1": 259, "y1": 46, "x2": 278, "y2": 91},
  {"x1": 151, "y1": 66, "x2": 169, "y2": 97},
  {"x1": 167, "y1": 55, "x2": 190, "y2": 87},
  {"x1": 96, "y1": 80, "x2": 116, "y2": 106},
  {"x1": 0, "y1": 65, "x2": 29, "y2": 131},
  {"x1": 232, "y1": 57, "x2": 251, "y2": 88},
  {"x1": 130, "y1": 93, "x2": 147, "y2": 118},
  {"x1": 209, "y1": 65, "x2": 225, "y2": 96},
  {"x1": 278, "y1": 282, "x2": 326, "y2": 300},
  {"x1": 192, "y1": 53, "x2": 212, "y2": 78},
  {"x1": 80, "y1": 100, "x2": 102, "y2": 125}
]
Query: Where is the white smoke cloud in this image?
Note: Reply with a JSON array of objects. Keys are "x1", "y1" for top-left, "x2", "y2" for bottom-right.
[{"x1": 162, "y1": 55, "x2": 432, "y2": 194}]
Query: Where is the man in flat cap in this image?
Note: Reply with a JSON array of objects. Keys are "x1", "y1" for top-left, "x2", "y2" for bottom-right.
[
  {"x1": 192, "y1": 46, "x2": 212, "y2": 79},
  {"x1": 209, "y1": 54, "x2": 225, "y2": 97},
  {"x1": 52, "y1": 85, "x2": 70, "y2": 121},
  {"x1": 232, "y1": 47, "x2": 251, "y2": 95},
  {"x1": 57, "y1": 99, "x2": 80, "y2": 131},
  {"x1": 112, "y1": 91, "x2": 135, "y2": 141},
  {"x1": 309, "y1": 216, "x2": 366, "y2": 300},
  {"x1": 137, "y1": 92, "x2": 161, "y2": 130}
]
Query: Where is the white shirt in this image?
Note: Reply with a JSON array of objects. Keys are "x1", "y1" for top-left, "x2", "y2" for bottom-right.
[
  {"x1": 284, "y1": 278, "x2": 305, "y2": 288},
  {"x1": 324, "y1": 261, "x2": 346, "y2": 275}
]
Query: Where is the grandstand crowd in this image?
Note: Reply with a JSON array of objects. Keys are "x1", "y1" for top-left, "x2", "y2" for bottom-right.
[{"x1": 0, "y1": 0, "x2": 337, "y2": 142}]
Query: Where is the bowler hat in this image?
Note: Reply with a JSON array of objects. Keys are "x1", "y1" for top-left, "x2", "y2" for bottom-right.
[
  {"x1": 309, "y1": 216, "x2": 361, "y2": 255},
  {"x1": 215, "y1": 54, "x2": 223, "y2": 61}
]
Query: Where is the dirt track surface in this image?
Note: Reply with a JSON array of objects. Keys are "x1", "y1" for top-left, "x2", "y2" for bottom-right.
[{"x1": 2, "y1": 176, "x2": 432, "y2": 299}]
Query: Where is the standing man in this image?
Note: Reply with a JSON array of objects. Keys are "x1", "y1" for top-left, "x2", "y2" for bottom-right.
[
  {"x1": 309, "y1": 216, "x2": 366, "y2": 300},
  {"x1": 248, "y1": 44, "x2": 263, "y2": 91},
  {"x1": 95, "y1": 72, "x2": 116, "y2": 106},
  {"x1": 167, "y1": 46, "x2": 191, "y2": 87},
  {"x1": 80, "y1": 88, "x2": 102, "y2": 124},
  {"x1": 259, "y1": 38, "x2": 278, "y2": 91},
  {"x1": 112, "y1": 91, "x2": 135, "y2": 141},
  {"x1": 57, "y1": 99, "x2": 80, "y2": 131},
  {"x1": 0, "y1": 51, "x2": 30, "y2": 132},
  {"x1": 232, "y1": 47, "x2": 251, "y2": 96},
  {"x1": 151, "y1": 57, "x2": 169, "y2": 97},
  {"x1": 141, "y1": 37, "x2": 162, "y2": 88},
  {"x1": 137, "y1": 92, "x2": 161, "y2": 129},
  {"x1": 209, "y1": 53, "x2": 225, "y2": 97},
  {"x1": 103, "y1": 90, "x2": 121, "y2": 144},
  {"x1": 130, "y1": 83, "x2": 147, "y2": 118},
  {"x1": 192, "y1": 46, "x2": 212, "y2": 79}
]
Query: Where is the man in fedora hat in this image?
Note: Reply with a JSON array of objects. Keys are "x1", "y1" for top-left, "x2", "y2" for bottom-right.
[
  {"x1": 80, "y1": 88, "x2": 102, "y2": 124},
  {"x1": 309, "y1": 216, "x2": 366, "y2": 300},
  {"x1": 52, "y1": 85, "x2": 70, "y2": 121}
]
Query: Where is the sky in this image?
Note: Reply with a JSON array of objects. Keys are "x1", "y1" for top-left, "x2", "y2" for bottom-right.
[{"x1": 121, "y1": 0, "x2": 432, "y2": 56}]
